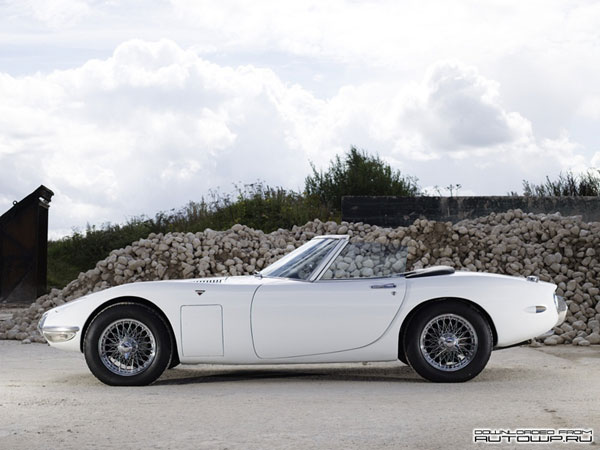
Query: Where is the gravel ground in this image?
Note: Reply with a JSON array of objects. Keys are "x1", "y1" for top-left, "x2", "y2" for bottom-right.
[{"x1": 0, "y1": 342, "x2": 598, "y2": 449}]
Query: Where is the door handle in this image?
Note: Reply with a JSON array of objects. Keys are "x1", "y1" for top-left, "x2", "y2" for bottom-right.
[{"x1": 370, "y1": 283, "x2": 396, "y2": 289}]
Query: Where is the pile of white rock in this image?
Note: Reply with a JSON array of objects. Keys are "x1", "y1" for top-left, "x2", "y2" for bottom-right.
[{"x1": 1, "y1": 209, "x2": 599, "y2": 346}]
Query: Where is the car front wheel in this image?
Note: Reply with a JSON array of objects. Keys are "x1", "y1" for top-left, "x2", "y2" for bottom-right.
[
  {"x1": 404, "y1": 301, "x2": 493, "y2": 382},
  {"x1": 83, "y1": 303, "x2": 172, "y2": 386}
]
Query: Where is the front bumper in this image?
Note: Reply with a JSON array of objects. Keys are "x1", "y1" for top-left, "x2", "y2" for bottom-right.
[
  {"x1": 554, "y1": 294, "x2": 567, "y2": 326},
  {"x1": 38, "y1": 312, "x2": 79, "y2": 343}
]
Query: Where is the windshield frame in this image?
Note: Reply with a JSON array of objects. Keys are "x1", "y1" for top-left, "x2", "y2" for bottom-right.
[{"x1": 259, "y1": 236, "x2": 348, "y2": 281}]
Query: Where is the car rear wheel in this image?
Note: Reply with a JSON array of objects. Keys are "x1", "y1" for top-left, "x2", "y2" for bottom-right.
[
  {"x1": 404, "y1": 301, "x2": 493, "y2": 382},
  {"x1": 84, "y1": 303, "x2": 172, "y2": 386}
]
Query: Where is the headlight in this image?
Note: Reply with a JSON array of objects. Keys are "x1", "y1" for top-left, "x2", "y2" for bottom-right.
[{"x1": 41, "y1": 326, "x2": 79, "y2": 343}]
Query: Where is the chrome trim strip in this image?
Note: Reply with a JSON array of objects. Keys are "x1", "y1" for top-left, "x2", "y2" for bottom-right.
[
  {"x1": 41, "y1": 325, "x2": 80, "y2": 343},
  {"x1": 554, "y1": 294, "x2": 567, "y2": 326},
  {"x1": 37, "y1": 312, "x2": 48, "y2": 334},
  {"x1": 42, "y1": 326, "x2": 80, "y2": 333},
  {"x1": 371, "y1": 283, "x2": 397, "y2": 289}
]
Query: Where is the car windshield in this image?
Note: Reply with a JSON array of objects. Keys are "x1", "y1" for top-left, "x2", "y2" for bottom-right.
[{"x1": 260, "y1": 238, "x2": 340, "y2": 280}]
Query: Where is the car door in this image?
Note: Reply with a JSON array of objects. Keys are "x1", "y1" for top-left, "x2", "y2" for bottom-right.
[{"x1": 250, "y1": 276, "x2": 406, "y2": 359}]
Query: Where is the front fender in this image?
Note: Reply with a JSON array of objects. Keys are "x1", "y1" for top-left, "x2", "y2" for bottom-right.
[{"x1": 40, "y1": 281, "x2": 183, "y2": 353}]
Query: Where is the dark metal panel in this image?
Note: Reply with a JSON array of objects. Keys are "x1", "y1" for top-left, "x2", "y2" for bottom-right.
[
  {"x1": 342, "y1": 195, "x2": 600, "y2": 227},
  {"x1": 0, "y1": 185, "x2": 54, "y2": 304}
]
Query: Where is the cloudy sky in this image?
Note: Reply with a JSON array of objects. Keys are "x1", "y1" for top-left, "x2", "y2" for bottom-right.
[{"x1": 1, "y1": 0, "x2": 600, "y2": 237}]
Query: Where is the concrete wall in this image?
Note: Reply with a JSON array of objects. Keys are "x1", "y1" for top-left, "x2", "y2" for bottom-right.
[{"x1": 341, "y1": 196, "x2": 600, "y2": 227}]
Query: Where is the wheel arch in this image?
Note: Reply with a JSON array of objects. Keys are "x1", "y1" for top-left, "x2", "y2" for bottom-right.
[
  {"x1": 79, "y1": 296, "x2": 180, "y2": 366},
  {"x1": 398, "y1": 297, "x2": 498, "y2": 360}
]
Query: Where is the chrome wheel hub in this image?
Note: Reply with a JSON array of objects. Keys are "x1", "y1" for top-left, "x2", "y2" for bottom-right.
[
  {"x1": 99, "y1": 319, "x2": 156, "y2": 376},
  {"x1": 440, "y1": 334, "x2": 458, "y2": 349},
  {"x1": 420, "y1": 313, "x2": 478, "y2": 372},
  {"x1": 117, "y1": 338, "x2": 137, "y2": 357}
]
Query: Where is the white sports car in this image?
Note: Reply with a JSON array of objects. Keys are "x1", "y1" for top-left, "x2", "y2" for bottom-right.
[{"x1": 39, "y1": 235, "x2": 567, "y2": 385}]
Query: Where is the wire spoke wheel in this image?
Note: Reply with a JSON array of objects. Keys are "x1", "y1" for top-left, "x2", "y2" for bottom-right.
[
  {"x1": 419, "y1": 313, "x2": 478, "y2": 372},
  {"x1": 98, "y1": 319, "x2": 156, "y2": 376}
]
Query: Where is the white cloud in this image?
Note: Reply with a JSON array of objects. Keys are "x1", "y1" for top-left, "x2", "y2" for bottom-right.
[
  {"x1": 411, "y1": 62, "x2": 529, "y2": 150},
  {"x1": 0, "y1": 40, "x2": 318, "y2": 235},
  {"x1": 578, "y1": 96, "x2": 600, "y2": 120},
  {"x1": 0, "y1": 39, "x2": 597, "y2": 237},
  {"x1": 163, "y1": 0, "x2": 600, "y2": 84},
  {"x1": 293, "y1": 61, "x2": 542, "y2": 165},
  {"x1": 4, "y1": 0, "x2": 92, "y2": 28}
]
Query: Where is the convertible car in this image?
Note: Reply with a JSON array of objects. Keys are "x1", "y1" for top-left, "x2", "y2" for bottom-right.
[{"x1": 39, "y1": 235, "x2": 567, "y2": 385}]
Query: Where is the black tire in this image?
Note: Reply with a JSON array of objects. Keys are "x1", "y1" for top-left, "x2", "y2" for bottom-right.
[
  {"x1": 398, "y1": 322, "x2": 411, "y2": 365},
  {"x1": 404, "y1": 301, "x2": 493, "y2": 382},
  {"x1": 398, "y1": 340, "x2": 409, "y2": 365},
  {"x1": 168, "y1": 352, "x2": 180, "y2": 369},
  {"x1": 84, "y1": 303, "x2": 172, "y2": 386}
]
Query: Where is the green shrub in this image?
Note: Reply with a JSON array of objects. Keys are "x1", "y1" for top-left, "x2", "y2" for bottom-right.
[
  {"x1": 304, "y1": 146, "x2": 420, "y2": 211},
  {"x1": 46, "y1": 182, "x2": 336, "y2": 289},
  {"x1": 153, "y1": 183, "x2": 336, "y2": 233},
  {"x1": 522, "y1": 170, "x2": 600, "y2": 196},
  {"x1": 47, "y1": 147, "x2": 422, "y2": 289}
]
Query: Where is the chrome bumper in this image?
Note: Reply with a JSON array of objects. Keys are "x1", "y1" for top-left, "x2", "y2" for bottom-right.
[
  {"x1": 37, "y1": 312, "x2": 48, "y2": 335},
  {"x1": 554, "y1": 294, "x2": 567, "y2": 326},
  {"x1": 38, "y1": 313, "x2": 79, "y2": 343}
]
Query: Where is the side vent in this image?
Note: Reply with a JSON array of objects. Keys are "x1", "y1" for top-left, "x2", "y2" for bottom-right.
[{"x1": 193, "y1": 277, "x2": 226, "y2": 284}]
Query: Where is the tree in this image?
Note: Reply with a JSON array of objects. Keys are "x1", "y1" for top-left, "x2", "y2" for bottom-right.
[{"x1": 304, "y1": 147, "x2": 420, "y2": 210}]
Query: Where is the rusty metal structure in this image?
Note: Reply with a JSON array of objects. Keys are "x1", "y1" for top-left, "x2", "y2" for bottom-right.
[{"x1": 0, "y1": 185, "x2": 54, "y2": 304}]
